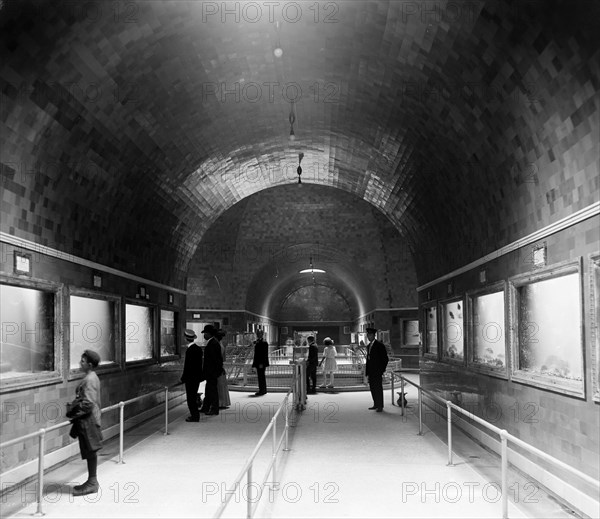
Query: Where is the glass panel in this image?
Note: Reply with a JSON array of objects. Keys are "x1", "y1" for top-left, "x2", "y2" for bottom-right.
[
  {"x1": 472, "y1": 292, "x2": 505, "y2": 368},
  {"x1": 593, "y1": 261, "x2": 600, "y2": 399},
  {"x1": 402, "y1": 320, "x2": 420, "y2": 347},
  {"x1": 125, "y1": 304, "x2": 154, "y2": 361},
  {"x1": 518, "y1": 273, "x2": 582, "y2": 381},
  {"x1": 160, "y1": 309, "x2": 177, "y2": 357},
  {"x1": 442, "y1": 300, "x2": 464, "y2": 360},
  {"x1": 425, "y1": 306, "x2": 437, "y2": 355},
  {"x1": 70, "y1": 296, "x2": 115, "y2": 369},
  {"x1": 0, "y1": 284, "x2": 54, "y2": 378}
]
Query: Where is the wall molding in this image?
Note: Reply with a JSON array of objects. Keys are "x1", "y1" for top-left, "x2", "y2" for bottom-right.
[
  {"x1": 418, "y1": 201, "x2": 600, "y2": 292},
  {"x1": 0, "y1": 233, "x2": 187, "y2": 294}
]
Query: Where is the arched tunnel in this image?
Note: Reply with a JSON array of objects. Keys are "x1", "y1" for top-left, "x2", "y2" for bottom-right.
[{"x1": 0, "y1": 1, "x2": 598, "y2": 515}]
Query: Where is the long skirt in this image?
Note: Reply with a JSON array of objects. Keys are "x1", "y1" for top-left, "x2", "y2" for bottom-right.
[{"x1": 217, "y1": 374, "x2": 231, "y2": 407}]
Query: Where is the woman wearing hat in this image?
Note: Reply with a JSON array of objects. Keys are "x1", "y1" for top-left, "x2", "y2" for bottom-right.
[
  {"x1": 216, "y1": 329, "x2": 231, "y2": 408},
  {"x1": 66, "y1": 349, "x2": 103, "y2": 496},
  {"x1": 198, "y1": 325, "x2": 223, "y2": 415},
  {"x1": 319, "y1": 337, "x2": 337, "y2": 389},
  {"x1": 181, "y1": 329, "x2": 204, "y2": 422}
]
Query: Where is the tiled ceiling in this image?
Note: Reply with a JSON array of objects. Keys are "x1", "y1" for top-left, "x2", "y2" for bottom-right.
[{"x1": 1, "y1": 0, "x2": 598, "y2": 287}]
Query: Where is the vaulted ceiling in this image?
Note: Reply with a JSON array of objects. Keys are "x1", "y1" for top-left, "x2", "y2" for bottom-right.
[{"x1": 1, "y1": 0, "x2": 598, "y2": 291}]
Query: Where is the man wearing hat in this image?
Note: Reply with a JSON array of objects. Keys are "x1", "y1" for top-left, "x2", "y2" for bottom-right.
[
  {"x1": 365, "y1": 327, "x2": 388, "y2": 412},
  {"x1": 252, "y1": 329, "x2": 269, "y2": 396},
  {"x1": 198, "y1": 325, "x2": 223, "y2": 415},
  {"x1": 181, "y1": 329, "x2": 204, "y2": 422}
]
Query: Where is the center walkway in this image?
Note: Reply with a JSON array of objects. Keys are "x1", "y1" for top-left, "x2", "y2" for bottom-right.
[{"x1": 10, "y1": 383, "x2": 577, "y2": 519}]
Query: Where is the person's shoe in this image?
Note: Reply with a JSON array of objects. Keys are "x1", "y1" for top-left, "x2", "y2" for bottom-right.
[
  {"x1": 185, "y1": 416, "x2": 200, "y2": 422},
  {"x1": 72, "y1": 479, "x2": 99, "y2": 496},
  {"x1": 376, "y1": 408, "x2": 383, "y2": 412},
  {"x1": 205, "y1": 408, "x2": 219, "y2": 415},
  {"x1": 254, "y1": 391, "x2": 266, "y2": 396},
  {"x1": 73, "y1": 481, "x2": 88, "y2": 491},
  {"x1": 327, "y1": 385, "x2": 334, "y2": 388},
  {"x1": 319, "y1": 384, "x2": 326, "y2": 388},
  {"x1": 368, "y1": 406, "x2": 378, "y2": 410},
  {"x1": 199, "y1": 408, "x2": 210, "y2": 414}
]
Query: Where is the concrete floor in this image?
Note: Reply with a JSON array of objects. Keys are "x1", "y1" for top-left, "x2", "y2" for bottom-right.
[{"x1": 6, "y1": 381, "x2": 582, "y2": 519}]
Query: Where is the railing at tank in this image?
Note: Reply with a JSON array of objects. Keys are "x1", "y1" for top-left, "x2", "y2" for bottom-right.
[
  {"x1": 213, "y1": 360, "x2": 306, "y2": 519},
  {"x1": 0, "y1": 386, "x2": 183, "y2": 516},
  {"x1": 395, "y1": 375, "x2": 600, "y2": 519}
]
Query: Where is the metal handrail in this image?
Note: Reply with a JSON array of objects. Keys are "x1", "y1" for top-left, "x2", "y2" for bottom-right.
[
  {"x1": 397, "y1": 375, "x2": 600, "y2": 519},
  {"x1": 214, "y1": 361, "x2": 306, "y2": 519},
  {"x1": 0, "y1": 385, "x2": 183, "y2": 516}
]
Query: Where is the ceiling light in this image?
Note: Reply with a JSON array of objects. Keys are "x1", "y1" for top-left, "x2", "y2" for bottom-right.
[
  {"x1": 296, "y1": 152, "x2": 303, "y2": 185},
  {"x1": 299, "y1": 256, "x2": 326, "y2": 278},
  {"x1": 273, "y1": 21, "x2": 283, "y2": 58}
]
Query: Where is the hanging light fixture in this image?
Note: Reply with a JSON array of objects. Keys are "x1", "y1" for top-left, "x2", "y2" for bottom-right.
[
  {"x1": 288, "y1": 101, "x2": 296, "y2": 141},
  {"x1": 299, "y1": 255, "x2": 326, "y2": 275},
  {"x1": 297, "y1": 152, "x2": 303, "y2": 185},
  {"x1": 273, "y1": 21, "x2": 283, "y2": 57}
]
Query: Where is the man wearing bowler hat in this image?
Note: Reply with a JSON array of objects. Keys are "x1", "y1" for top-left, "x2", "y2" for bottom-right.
[
  {"x1": 365, "y1": 327, "x2": 388, "y2": 412},
  {"x1": 199, "y1": 325, "x2": 223, "y2": 415},
  {"x1": 181, "y1": 329, "x2": 204, "y2": 422},
  {"x1": 252, "y1": 329, "x2": 269, "y2": 396}
]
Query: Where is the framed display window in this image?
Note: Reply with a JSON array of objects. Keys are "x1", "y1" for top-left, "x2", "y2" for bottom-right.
[
  {"x1": 441, "y1": 298, "x2": 465, "y2": 363},
  {"x1": 0, "y1": 277, "x2": 62, "y2": 391},
  {"x1": 467, "y1": 282, "x2": 508, "y2": 378},
  {"x1": 401, "y1": 319, "x2": 420, "y2": 348},
  {"x1": 125, "y1": 302, "x2": 155, "y2": 362},
  {"x1": 69, "y1": 292, "x2": 119, "y2": 372},
  {"x1": 160, "y1": 309, "x2": 178, "y2": 358},
  {"x1": 509, "y1": 259, "x2": 584, "y2": 397},
  {"x1": 423, "y1": 304, "x2": 438, "y2": 358},
  {"x1": 590, "y1": 253, "x2": 600, "y2": 402}
]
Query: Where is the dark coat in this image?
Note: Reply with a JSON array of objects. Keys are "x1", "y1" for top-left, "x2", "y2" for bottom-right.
[
  {"x1": 252, "y1": 339, "x2": 270, "y2": 368},
  {"x1": 307, "y1": 342, "x2": 319, "y2": 368},
  {"x1": 181, "y1": 342, "x2": 204, "y2": 384},
  {"x1": 365, "y1": 339, "x2": 389, "y2": 377},
  {"x1": 203, "y1": 337, "x2": 223, "y2": 380},
  {"x1": 66, "y1": 397, "x2": 103, "y2": 459}
]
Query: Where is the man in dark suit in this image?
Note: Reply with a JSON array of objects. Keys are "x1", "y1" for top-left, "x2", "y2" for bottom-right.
[
  {"x1": 365, "y1": 327, "x2": 388, "y2": 412},
  {"x1": 306, "y1": 335, "x2": 318, "y2": 394},
  {"x1": 252, "y1": 329, "x2": 269, "y2": 396},
  {"x1": 199, "y1": 325, "x2": 223, "y2": 415},
  {"x1": 180, "y1": 329, "x2": 204, "y2": 422}
]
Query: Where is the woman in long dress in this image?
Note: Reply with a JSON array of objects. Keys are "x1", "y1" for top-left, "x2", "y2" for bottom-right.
[
  {"x1": 217, "y1": 329, "x2": 231, "y2": 409},
  {"x1": 319, "y1": 337, "x2": 338, "y2": 389}
]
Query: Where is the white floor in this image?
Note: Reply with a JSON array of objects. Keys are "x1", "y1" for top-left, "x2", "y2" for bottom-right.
[{"x1": 8, "y1": 386, "x2": 578, "y2": 519}]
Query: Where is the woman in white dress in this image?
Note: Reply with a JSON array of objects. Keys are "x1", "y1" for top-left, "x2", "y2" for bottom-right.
[{"x1": 319, "y1": 337, "x2": 338, "y2": 389}]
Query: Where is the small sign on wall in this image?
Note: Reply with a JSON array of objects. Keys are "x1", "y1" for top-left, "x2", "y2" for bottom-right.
[{"x1": 14, "y1": 252, "x2": 31, "y2": 275}]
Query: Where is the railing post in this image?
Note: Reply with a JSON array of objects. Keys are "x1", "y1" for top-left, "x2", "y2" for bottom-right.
[
  {"x1": 164, "y1": 386, "x2": 169, "y2": 436},
  {"x1": 500, "y1": 430, "x2": 509, "y2": 519},
  {"x1": 118, "y1": 401, "x2": 125, "y2": 464},
  {"x1": 284, "y1": 395, "x2": 290, "y2": 451},
  {"x1": 247, "y1": 464, "x2": 253, "y2": 519},
  {"x1": 418, "y1": 387, "x2": 423, "y2": 436},
  {"x1": 272, "y1": 418, "x2": 277, "y2": 484},
  {"x1": 34, "y1": 429, "x2": 45, "y2": 517},
  {"x1": 400, "y1": 377, "x2": 405, "y2": 416},
  {"x1": 446, "y1": 401, "x2": 454, "y2": 466},
  {"x1": 391, "y1": 370, "x2": 395, "y2": 405}
]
